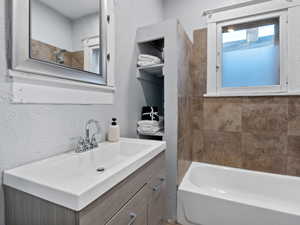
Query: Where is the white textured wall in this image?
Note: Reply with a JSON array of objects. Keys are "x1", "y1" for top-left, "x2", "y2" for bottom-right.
[
  {"x1": 0, "y1": 0, "x2": 164, "y2": 224},
  {"x1": 32, "y1": 0, "x2": 100, "y2": 52},
  {"x1": 163, "y1": 0, "x2": 232, "y2": 39},
  {"x1": 72, "y1": 13, "x2": 99, "y2": 51}
]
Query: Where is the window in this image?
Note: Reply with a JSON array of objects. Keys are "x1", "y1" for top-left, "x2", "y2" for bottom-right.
[
  {"x1": 83, "y1": 36, "x2": 102, "y2": 75},
  {"x1": 215, "y1": 12, "x2": 287, "y2": 95},
  {"x1": 221, "y1": 18, "x2": 280, "y2": 88},
  {"x1": 91, "y1": 48, "x2": 101, "y2": 74},
  {"x1": 205, "y1": 0, "x2": 300, "y2": 97},
  {"x1": 205, "y1": 7, "x2": 290, "y2": 96}
]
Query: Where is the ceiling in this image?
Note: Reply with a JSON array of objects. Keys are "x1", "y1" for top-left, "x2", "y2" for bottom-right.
[{"x1": 38, "y1": 0, "x2": 99, "y2": 20}]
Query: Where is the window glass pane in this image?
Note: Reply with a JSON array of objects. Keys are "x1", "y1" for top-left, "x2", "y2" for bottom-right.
[
  {"x1": 91, "y1": 48, "x2": 100, "y2": 74},
  {"x1": 221, "y1": 18, "x2": 280, "y2": 88}
]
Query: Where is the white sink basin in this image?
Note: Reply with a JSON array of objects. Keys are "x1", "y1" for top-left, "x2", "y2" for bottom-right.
[{"x1": 3, "y1": 138, "x2": 166, "y2": 211}]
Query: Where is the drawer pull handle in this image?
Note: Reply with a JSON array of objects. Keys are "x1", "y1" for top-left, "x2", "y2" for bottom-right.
[
  {"x1": 128, "y1": 213, "x2": 137, "y2": 225},
  {"x1": 152, "y1": 178, "x2": 165, "y2": 192}
]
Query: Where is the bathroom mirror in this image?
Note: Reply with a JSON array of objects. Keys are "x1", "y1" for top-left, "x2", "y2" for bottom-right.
[
  {"x1": 10, "y1": 0, "x2": 108, "y2": 85},
  {"x1": 30, "y1": 0, "x2": 102, "y2": 74}
]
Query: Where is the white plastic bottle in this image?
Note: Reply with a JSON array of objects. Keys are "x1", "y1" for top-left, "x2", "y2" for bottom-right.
[{"x1": 108, "y1": 118, "x2": 120, "y2": 142}]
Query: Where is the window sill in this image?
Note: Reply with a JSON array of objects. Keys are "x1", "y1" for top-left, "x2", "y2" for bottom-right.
[
  {"x1": 204, "y1": 91, "x2": 300, "y2": 97},
  {"x1": 9, "y1": 70, "x2": 115, "y2": 105}
]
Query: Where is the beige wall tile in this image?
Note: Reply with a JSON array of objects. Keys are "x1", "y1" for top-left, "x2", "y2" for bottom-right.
[
  {"x1": 31, "y1": 39, "x2": 84, "y2": 70},
  {"x1": 288, "y1": 135, "x2": 300, "y2": 158},
  {"x1": 243, "y1": 96, "x2": 288, "y2": 105},
  {"x1": 31, "y1": 39, "x2": 56, "y2": 63},
  {"x1": 202, "y1": 131, "x2": 243, "y2": 168},
  {"x1": 242, "y1": 153, "x2": 287, "y2": 174},
  {"x1": 242, "y1": 133, "x2": 287, "y2": 155},
  {"x1": 71, "y1": 51, "x2": 84, "y2": 70},
  {"x1": 191, "y1": 29, "x2": 207, "y2": 96},
  {"x1": 191, "y1": 97, "x2": 203, "y2": 130},
  {"x1": 242, "y1": 103, "x2": 288, "y2": 134},
  {"x1": 203, "y1": 101, "x2": 242, "y2": 132},
  {"x1": 192, "y1": 130, "x2": 203, "y2": 161},
  {"x1": 178, "y1": 97, "x2": 187, "y2": 140},
  {"x1": 178, "y1": 24, "x2": 193, "y2": 97},
  {"x1": 177, "y1": 138, "x2": 192, "y2": 185},
  {"x1": 287, "y1": 156, "x2": 300, "y2": 176},
  {"x1": 177, "y1": 25, "x2": 194, "y2": 184},
  {"x1": 288, "y1": 99, "x2": 300, "y2": 135},
  {"x1": 288, "y1": 96, "x2": 300, "y2": 105}
]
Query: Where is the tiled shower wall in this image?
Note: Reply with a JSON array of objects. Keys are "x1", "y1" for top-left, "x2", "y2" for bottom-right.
[
  {"x1": 191, "y1": 29, "x2": 300, "y2": 176},
  {"x1": 177, "y1": 24, "x2": 193, "y2": 184},
  {"x1": 31, "y1": 40, "x2": 84, "y2": 70}
]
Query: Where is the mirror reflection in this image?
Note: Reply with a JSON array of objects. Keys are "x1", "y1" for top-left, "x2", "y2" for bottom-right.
[{"x1": 30, "y1": 0, "x2": 102, "y2": 74}]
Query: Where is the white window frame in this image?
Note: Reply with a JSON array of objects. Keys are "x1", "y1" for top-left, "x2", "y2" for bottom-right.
[
  {"x1": 205, "y1": 0, "x2": 300, "y2": 97},
  {"x1": 83, "y1": 36, "x2": 100, "y2": 73},
  {"x1": 216, "y1": 11, "x2": 288, "y2": 95}
]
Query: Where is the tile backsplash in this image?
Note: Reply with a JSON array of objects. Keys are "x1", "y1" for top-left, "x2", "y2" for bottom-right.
[{"x1": 190, "y1": 28, "x2": 300, "y2": 176}]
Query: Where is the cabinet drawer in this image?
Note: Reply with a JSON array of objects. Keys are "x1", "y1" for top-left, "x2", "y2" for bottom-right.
[
  {"x1": 78, "y1": 153, "x2": 165, "y2": 225},
  {"x1": 106, "y1": 186, "x2": 149, "y2": 225}
]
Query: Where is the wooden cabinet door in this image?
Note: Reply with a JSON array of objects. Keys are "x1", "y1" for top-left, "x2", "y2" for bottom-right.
[{"x1": 147, "y1": 175, "x2": 166, "y2": 225}]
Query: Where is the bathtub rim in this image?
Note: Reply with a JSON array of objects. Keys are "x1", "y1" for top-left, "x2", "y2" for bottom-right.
[{"x1": 178, "y1": 161, "x2": 300, "y2": 217}]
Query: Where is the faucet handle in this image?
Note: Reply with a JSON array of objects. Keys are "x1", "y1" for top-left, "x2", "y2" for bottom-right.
[
  {"x1": 79, "y1": 137, "x2": 85, "y2": 145},
  {"x1": 76, "y1": 137, "x2": 86, "y2": 153},
  {"x1": 91, "y1": 135, "x2": 98, "y2": 148}
]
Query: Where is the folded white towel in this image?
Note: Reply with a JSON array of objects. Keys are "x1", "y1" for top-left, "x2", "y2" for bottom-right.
[
  {"x1": 137, "y1": 117, "x2": 164, "y2": 135},
  {"x1": 137, "y1": 54, "x2": 161, "y2": 67},
  {"x1": 137, "y1": 120, "x2": 159, "y2": 127},
  {"x1": 139, "y1": 126, "x2": 160, "y2": 132},
  {"x1": 137, "y1": 127, "x2": 162, "y2": 135},
  {"x1": 137, "y1": 61, "x2": 158, "y2": 67},
  {"x1": 137, "y1": 119, "x2": 164, "y2": 128},
  {"x1": 138, "y1": 54, "x2": 161, "y2": 63}
]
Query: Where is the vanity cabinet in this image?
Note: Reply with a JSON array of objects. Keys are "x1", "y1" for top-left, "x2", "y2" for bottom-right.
[
  {"x1": 106, "y1": 187, "x2": 148, "y2": 225},
  {"x1": 148, "y1": 179, "x2": 166, "y2": 225},
  {"x1": 4, "y1": 152, "x2": 166, "y2": 225}
]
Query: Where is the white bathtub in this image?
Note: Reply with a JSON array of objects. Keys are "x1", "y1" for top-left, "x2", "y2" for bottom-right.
[{"x1": 177, "y1": 162, "x2": 300, "y2": 225}]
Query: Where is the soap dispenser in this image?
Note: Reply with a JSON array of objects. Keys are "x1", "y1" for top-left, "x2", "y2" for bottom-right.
[{"x1": 108, "y1": 118, "x2": 120, "y2": 142}]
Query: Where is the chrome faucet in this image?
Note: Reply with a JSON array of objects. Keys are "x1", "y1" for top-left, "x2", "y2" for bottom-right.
[{"x1": 76, "y1": 119, "x2": 101, "y2": 153}]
